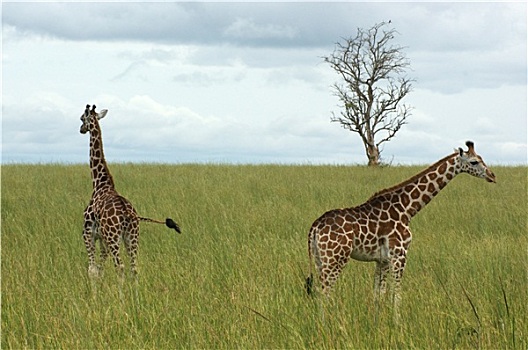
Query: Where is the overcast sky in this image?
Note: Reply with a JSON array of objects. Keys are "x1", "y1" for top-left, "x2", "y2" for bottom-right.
[{"x1": 2, "y1": 2, "x2": 527, "y2": 165}]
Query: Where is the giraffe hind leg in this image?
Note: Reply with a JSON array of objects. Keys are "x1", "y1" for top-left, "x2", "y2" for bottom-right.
[
  {"x1": 123, "y1": 220, "x2": 140, "y2": 278},
  {"x1": 122, "y1": 219, "x2": 140, "y2": 303},
  {"x1": 320, "y1": 257, "x2": 349, "y2": 297},
  {"x1": 83, "y1": 223, "x2": 102, "y2": 297},
  {"x1": 307, "y1": 229, "x2": 324, "y2": 296},
  {"x1": 102, "y1": 225, "x2": 125, "y2": 280},
  {"x1": 109, "y1": 242, "x2": 125, "y2": 302},
  {"x1": 111, "y1": 248, "x2": 125, "y2": 279},
  {"x1": 83, "y1": 225, "x2": 100, "y2": 279},
  {"x1": 96, "y1": 238, "x2": 109, "y2": 277}
]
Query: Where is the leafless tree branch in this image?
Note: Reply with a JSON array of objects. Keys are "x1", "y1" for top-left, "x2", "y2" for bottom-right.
[{"x1": 324, "y1": 22, "x2": 414, "y2": 166}]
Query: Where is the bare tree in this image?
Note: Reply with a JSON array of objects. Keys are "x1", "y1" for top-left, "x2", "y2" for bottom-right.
[{"x1": 324, "y1": 22, "x2": 413, "y2": 166}]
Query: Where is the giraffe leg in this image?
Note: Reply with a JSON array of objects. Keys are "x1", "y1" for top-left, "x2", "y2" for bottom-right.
[
  {"x1": 315, "y1": 256, "x2": 347, "y2": 324},
  {"x1": 374, "y1": 236, "x2": 391, "y2": 300},
  {"x1": 309, "y1": 235, "x2": 323, "y2": 296},
  {"x1": 97, "y1": 238, "x2": 109, "y2": 276},
  {"x1": 104, "y1": 236, "x2": 125, "y2": 301},
  {"x1": 110, "y1": 246, "x2": 125, "y2": 279},
  {"x1": 374, "y1": 260, "x2": 390, "y2": 302},
  {"x1": 123, "y1": 221, "x2": 140, "y2": 303},
  {"x1": 102, "y1": 226, "x2": 125, "y2": 280},
  {"x1": 83, "y1": 222, "x2": 99, "y2": 279},
  {"x1": 123, "y1": 220, "x2": 139, "y2": 278},
  {"x1": 390, "y1": 251, "x2": 408, "y2": 323},
  {"x1": 319, "y1": 256, "x2": 349, "y2": 297},
  {"x1": 373, "y1": 259, "x2": 390, "y2": 325},
  {"x1": 83, "y1": 219, "x2": 102, "y2": 299}
]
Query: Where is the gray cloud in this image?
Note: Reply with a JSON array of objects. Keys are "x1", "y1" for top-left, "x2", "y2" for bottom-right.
[
  {"x1": 2, "y1": 2, "x2": 526, "y2": 165},
  {"x1": 5, "y1": 2, "x2": 524, "y2": 92},
  {"x1": 11, "y1": 2, "x2": 522, "y2": 49}
]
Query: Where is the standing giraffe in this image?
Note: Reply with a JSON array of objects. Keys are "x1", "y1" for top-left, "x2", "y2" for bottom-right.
[
  {"x1": 80, "y1": 104, "x2": 181, "y2": 281},
  {"x1": 306, "y1": 141, "x2": 495, "y2": 316}
]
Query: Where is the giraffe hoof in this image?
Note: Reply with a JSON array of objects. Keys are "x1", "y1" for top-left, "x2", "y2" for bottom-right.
[{"x1": 88, "y1": 265, "x2": 101, "y2": 278}]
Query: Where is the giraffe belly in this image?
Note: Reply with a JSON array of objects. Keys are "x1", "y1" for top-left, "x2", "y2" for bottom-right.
[{"x1": 350, "y1": 246, "x2": 384, "y2": 262}]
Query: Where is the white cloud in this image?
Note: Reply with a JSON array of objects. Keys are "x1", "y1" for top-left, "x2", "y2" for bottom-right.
[
  {"x1": 2, "y1": 2, "x2": 526, "y2": 165},
  {"x1": 223, "y1": 17, "x2": 299, "y2": 41},
  {"x1": 499, "y1": 142, "x2": 528, "y2": 163}
]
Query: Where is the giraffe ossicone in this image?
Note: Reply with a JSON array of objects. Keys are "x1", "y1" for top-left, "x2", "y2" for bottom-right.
[
  {"x1": 80, "y1": 104, "x2": 181, "y2": 282},
  {"x1": 306, "y1": 141, "x2": 496, "y2": 318}
]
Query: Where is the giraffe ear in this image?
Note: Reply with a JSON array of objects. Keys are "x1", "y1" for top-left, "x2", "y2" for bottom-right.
[{"x1": 97, "y1": 109, "x2": 108, "y2": 120}]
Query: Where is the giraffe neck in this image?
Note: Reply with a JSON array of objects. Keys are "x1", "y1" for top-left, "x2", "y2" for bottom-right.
[
  {"x1": 368, "y1": 152, "x2": 460, "y2": 222},
  {"x1": 89, "y1": 117, "x2": 115, "y2": 191}
]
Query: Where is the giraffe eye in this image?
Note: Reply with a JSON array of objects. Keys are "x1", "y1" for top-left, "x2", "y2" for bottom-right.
[{"x1": 470, "y1": 160, "x2": 479, "y2": 166}]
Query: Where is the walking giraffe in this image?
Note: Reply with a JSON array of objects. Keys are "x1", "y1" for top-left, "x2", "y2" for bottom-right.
[
  {"x1": 80, "y1": 104, "x2": 181, "y2": 281},
  {"x1": 306, "y1": 141, "x2": 496, "y2": 317}
]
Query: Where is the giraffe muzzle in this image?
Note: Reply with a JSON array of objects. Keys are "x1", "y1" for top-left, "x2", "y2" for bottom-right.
[{"x1": 486, "y1": 170, "x2": 496, "y2": 183}]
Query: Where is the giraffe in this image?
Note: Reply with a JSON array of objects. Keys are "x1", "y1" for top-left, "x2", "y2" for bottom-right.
[
  {"x1": 305, "y1": 141, "x2": 496, "y2": 317},
  {"x1": 80, "y1": 104, "x2": 181, "y2": 281}
]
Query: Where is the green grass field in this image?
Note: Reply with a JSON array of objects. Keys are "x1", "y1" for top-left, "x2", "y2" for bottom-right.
[{"x1": 2, "y1": 163, "x2": 526, "y2": 349}]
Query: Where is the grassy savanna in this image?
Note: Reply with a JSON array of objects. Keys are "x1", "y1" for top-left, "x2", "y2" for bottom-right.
[{"x1": 2, "y1": 163, "x2": 526, "y2": 349}]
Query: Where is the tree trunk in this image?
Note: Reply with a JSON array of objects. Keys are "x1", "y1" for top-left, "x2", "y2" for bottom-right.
[{"x1": 366, "y1": 143, "x2": 380, "y2": 166}]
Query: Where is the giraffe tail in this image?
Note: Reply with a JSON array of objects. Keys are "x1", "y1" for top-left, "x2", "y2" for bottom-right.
[
  {"x1": 139, "y1": 216, "x2": 181, "y2": 233},
  {"x1": 305, "y1": 226, "x2": 316, "y2": 296},
  {"x1": 305, "y1": 273, "x2": 314, "y2": 296}
]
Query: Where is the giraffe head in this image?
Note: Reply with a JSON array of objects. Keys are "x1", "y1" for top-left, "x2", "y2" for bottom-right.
[
  {"x1": 456, "y1": 141, "x2": 496, "y2": 183},
  {"x1": 80, "y1": 104, "x2": 108, "y2": 134}
]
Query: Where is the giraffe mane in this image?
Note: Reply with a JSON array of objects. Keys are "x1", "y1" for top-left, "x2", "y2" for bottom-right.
[
  {"x1": 89, "y1": 109, "x2": 116, "y2": 190},
  {"x1": 367, "y1": 152, "x2": 457, "y2": 201}
]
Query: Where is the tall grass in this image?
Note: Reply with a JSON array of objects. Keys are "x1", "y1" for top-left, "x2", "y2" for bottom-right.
[{"x1": 2, "y1": 163, "x2": 526, "y2": 349}]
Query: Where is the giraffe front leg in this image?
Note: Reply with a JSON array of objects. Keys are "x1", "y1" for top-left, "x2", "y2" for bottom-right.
[
  {"x1": 373, "y1": 259, "x2": 391, "y2": 325},
  {"x1": 390, "y1": 252, "x2": 408, "y2": 323},
  {"x1": 374, "y1": 260, "x2": 390, "y2": 302}
]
